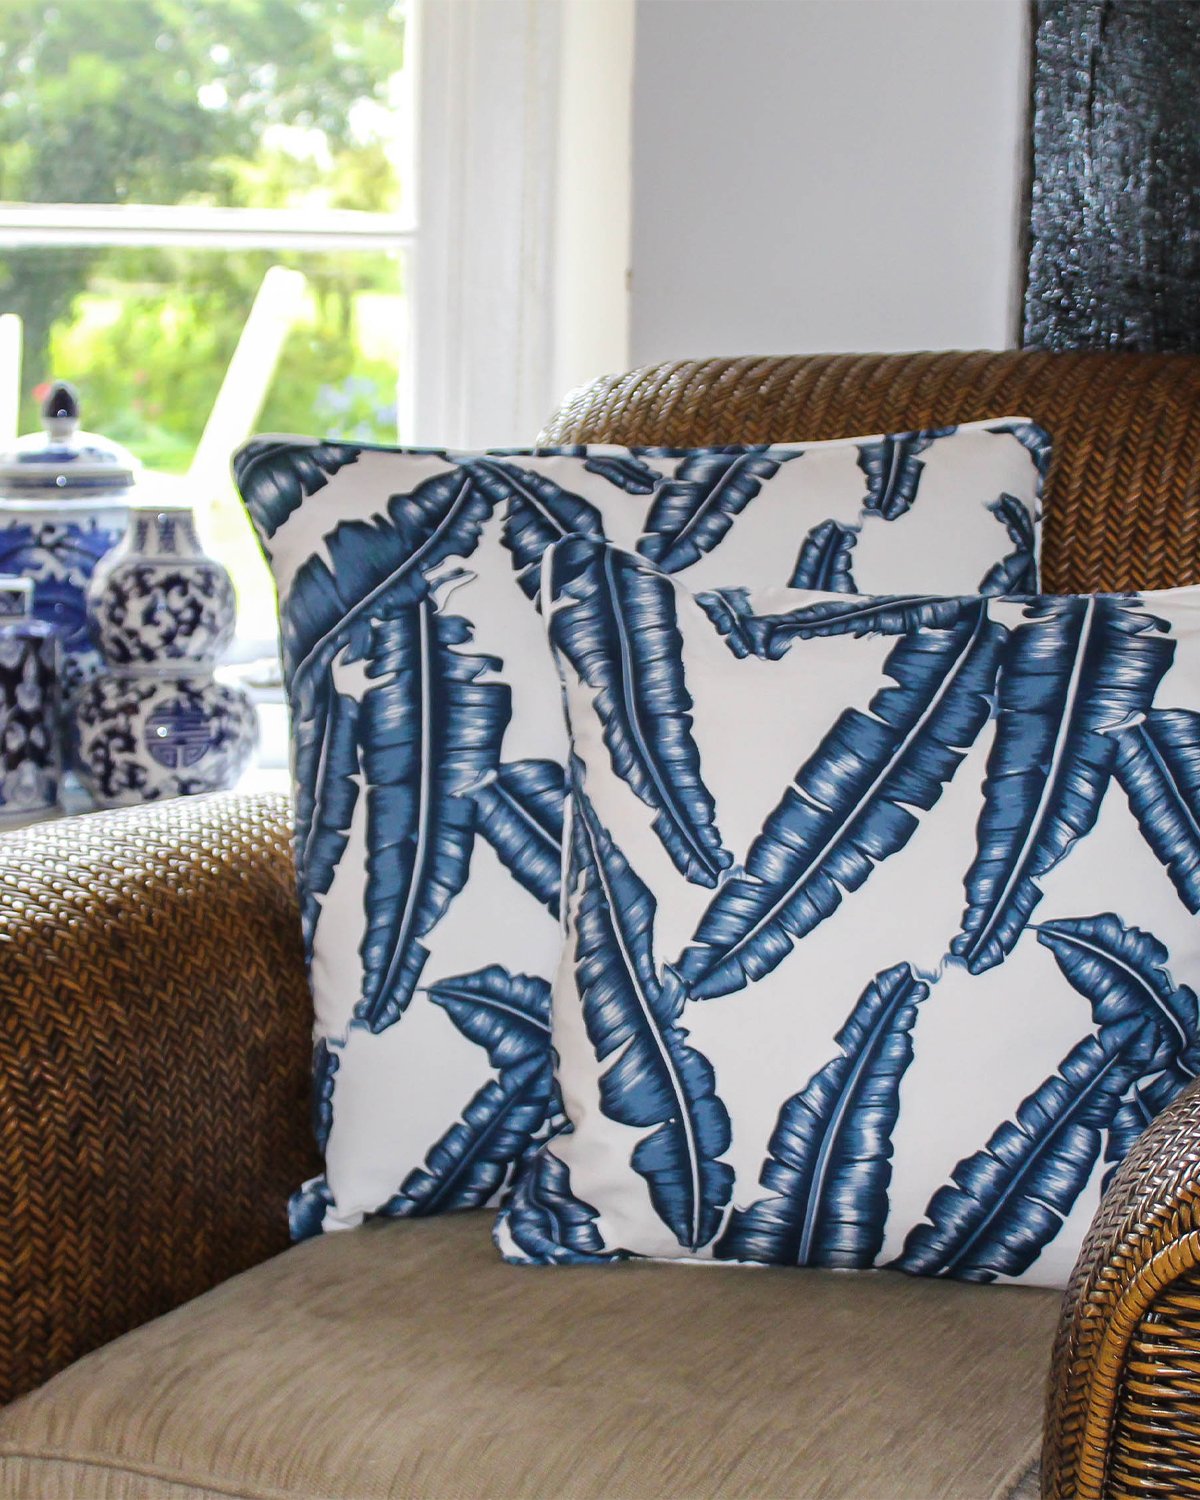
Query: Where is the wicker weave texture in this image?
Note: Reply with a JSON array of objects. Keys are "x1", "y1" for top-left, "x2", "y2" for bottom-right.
[
  {"x1": 540, "y1": 350, "x2": 1200, "y2": 597},
  {"x1": 1041, "y1": 1076, "x2": 1200, "y2": 1499},
  {"x1": 0, "y1": 792, "x2": 315, "y2": 1405}
]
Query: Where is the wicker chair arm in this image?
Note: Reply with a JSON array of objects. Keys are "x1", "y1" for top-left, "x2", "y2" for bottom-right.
[
  {"x1": 0, "y1": 792, "x2": 316, "y2": 1405},
  {"x1": 1043, "y1": 1074, "x2": 1200, "y2": 1497}
]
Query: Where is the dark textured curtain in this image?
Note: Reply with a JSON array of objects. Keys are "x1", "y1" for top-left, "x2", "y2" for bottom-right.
[{"x1": 1023, "y1": 0, "x2": 1200, "y2": 351}]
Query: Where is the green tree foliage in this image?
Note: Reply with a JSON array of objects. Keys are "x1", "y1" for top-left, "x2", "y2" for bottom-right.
[{"x1": 0, "y1": 0, "x2": 407, "y2": 454}]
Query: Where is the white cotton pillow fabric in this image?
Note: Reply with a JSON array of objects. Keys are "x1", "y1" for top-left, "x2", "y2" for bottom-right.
[
  {"x1": 233, "y1": 419, "x2": 1048, "y2": 1236},
  {"x1": 496, "y1": 539, "x2": 1200, "y2": 1289}
]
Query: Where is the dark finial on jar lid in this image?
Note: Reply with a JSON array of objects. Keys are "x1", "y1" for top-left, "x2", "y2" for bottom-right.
[{"x1": 42, "y1": 381, "x2": 80, "y2": 424}]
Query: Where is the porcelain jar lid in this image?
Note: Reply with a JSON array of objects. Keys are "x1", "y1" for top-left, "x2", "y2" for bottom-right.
[{"x1": 0, "y1": 382, "x2": 139, "y2": 498}]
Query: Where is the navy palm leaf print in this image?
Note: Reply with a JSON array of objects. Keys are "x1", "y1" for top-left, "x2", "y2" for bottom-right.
[
  {"x1": 894, "y1": 1021, "x2": 1148, "y2": 1281},
  {"x1": 501, "y1": 1149, "x2": 614, "y2": 1264},
  {"x1": 293, "y1": 681, "x2": 360, "y2": 951},
  {"x1": 469, "y1": 760, "x2": 565, "y2": 917},
  {"x1": 979, "y1": 494, "x2": 1038, "y2": 596},
  {"x1": 637, "y1": 449, "x2": 787, "y2": 571},
  {"x1": 469, "y1": 458, "x2": 604, "y2": 599},
  {"x1": 289, "y1": 1178, "x2": 335, "y2": 1243},
  {"x1": 789, "y1": 520, "x2": 858, "y2": 593},
  {"x1": 1115, "y1": 709, "x2": 1200, "y2": 912},
  {"x1": 992, "y1": 420, "x2": 1052, "y2": 479},
  {"x1": 717, "y1": 963, "x2": 927, "y2": 1267},
  {"x1": 1035, "y1": 913, "x2": 1200, "y2": 1075},
  {"x1": 697, "y1": 587, "x2": 973, "y2": 659},
  {"x1": 549, "y1": 538, "x2": 730, "y2": 886},
  {"x1": 356, "y1": 604, "x2": 510, "y2": 1031},
  {"x1": 284, "y1": 467, "x2": 495, "y2": 687},
  {"x1": 311, "y1": 1040, "x2": 339, "y2": 1154},
  {"x1": 234, "y1": 438, "x2": 361, "y2": 540},
  {"x1": 583, "y1": 454, "x2": 661, "y2": 494},
  {"x1": 572, "y1": 781, "x2": 733, "y2": 1249},
  {"x1": 953, "y1": 598, "x2": 1175, "y2": 974},
  {"x1": 384, "y1": 1054, "x2": 553, "y2": 1216},
  {"x1": 426, "y1": 965, "x2": 552, "y2": 1069},
  {"x1": 856, "y1": 432, "x2": 945, "y2": 521},
  {"x1": 679, "y1": 606, "x2": 1007, "y2": 999}
]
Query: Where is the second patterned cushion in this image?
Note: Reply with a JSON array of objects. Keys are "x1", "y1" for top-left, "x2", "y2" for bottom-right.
[{"x1": 498, "y1": 538, "x2": 1200, "y2": 1288}]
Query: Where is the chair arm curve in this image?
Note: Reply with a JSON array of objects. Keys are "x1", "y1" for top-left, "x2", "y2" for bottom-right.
[
  {"x1": 0, "y1": 791, "x2": 317, "y2": 1403},
  {"x1": 1043, "y1": 1074, "x2": 1200, "y2": 1498}
]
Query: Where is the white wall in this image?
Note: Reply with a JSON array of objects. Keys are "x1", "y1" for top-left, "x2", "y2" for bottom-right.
[{"x1": 629, "y1": 0, "x2": 1029, "y2": 366}]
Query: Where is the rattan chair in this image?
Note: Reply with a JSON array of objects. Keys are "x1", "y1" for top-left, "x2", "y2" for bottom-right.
[{"x1": 5, "y1": 351, "x2": 1200, "y2": 1498}]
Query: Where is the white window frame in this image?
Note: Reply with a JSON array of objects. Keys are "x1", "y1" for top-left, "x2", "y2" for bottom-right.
[{"x1": 0, "y1": 0, "x2": 635, "y2": 453}]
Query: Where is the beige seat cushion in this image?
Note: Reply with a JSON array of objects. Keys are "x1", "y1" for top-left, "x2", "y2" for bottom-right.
[{"x1": 0, "y1": 1212, "x2": 1058, "y2": 1500}]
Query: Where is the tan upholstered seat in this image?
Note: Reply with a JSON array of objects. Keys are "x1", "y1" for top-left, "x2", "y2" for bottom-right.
[{"x1": 0, "y1": 1212, "x2": 1055, "y2": 1500}]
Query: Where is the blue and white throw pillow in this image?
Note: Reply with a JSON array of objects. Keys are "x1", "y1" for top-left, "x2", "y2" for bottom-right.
[
  {"x1": 497, "y1": 538, "x2": 1200, "y2": 1288},
  {"x1": 234, "y1": 419, "x2": 1048, "y2": 1236}
]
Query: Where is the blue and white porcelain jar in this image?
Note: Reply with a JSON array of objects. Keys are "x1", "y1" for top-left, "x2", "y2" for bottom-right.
[
  {"x1": 0, "y1": 575, "x2": 61, "y2": 823},
  {"x1": 74, "y1": 504, "x2": 258, "y2": 807},
  {"x1": 88, "y1": 507, "x2": 237, "y2": 666},
  {"x1": 0, "y1": 383, "x2": 135, "y2": 697}
]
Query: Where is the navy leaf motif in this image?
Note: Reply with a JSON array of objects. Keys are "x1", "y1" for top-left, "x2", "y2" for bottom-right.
[
  {"x1": 426, "y1": 965, "x2": 551, "y2": 1071},
  {"x1": 637, "y1": 449, "x2": 787, "y2": 572},
  {"x1": 288, "y1": 1177, "x2": 335, "y2": 1243},
  {"x1": 572, "y1": 783, "x2": 733, "y2": 1248},
  {"x1": 1115, "y1": 709, "x2": 1200, "y2": 913},
  {"x1": 696, "y1": 587, "x2": 973, "y2": 659},
  {"x1": 988, "y1": 420, "x2": 1052, "y2": 480},
  {"x1": 284, "y1": 466, "x2": 495, "y2": 686},
  {"x1": 789, "y1": 520, "x2": 858, "y2": 594},
  {"x1": 234, "y1": 438, "x2": 361, "y2": 541},
  {"x1": 680, "y1": 605, "x2": 1007, "y2": 999},
  {"x1": 499, "y1": 1149, "x2": 616, "y2": 1264},
  {"x1": 894, "y1": 1021, "x2": 1148, "y2": 1281},
  {"x1": 384, "y1": 1055, "x2": 553, "y2": 1216},
  {"x1": 549, "y1": 539, "x2": 731, "y2": 886},
  {"x1": 857, "y1": 431, "x2": 946, "y2": 521},
  {"x1": 717, "y1": 963, "x2": 927, "y2": 1267},
  {"x1": 469, "y1": 759, "x2": 565, "y2": 916},
  {"x1": 293, "y1": 682, "x2": 360, "y2": 951},
  {"x1": 979, "y1": 494, "x2": 1038, "y2": 597},
  {"x1": 356, "y1": 603, "x2": 510, "y2": 1031},
  {"x1": 468, "y1": 458, "x2": 604, "y2": 599},
  {"x1": 311, "y1": 1040, "x2": 339, "y2": 1153},
  {"x1": 583, "y1": 454, "x2": 661, "y2": 494},
  {"x1": 1035, "y1": 913, "x2": 1200, "y2": 1073},
  {"x1": 953, "y1": 597, "x2": 1175, "y2": 975}
]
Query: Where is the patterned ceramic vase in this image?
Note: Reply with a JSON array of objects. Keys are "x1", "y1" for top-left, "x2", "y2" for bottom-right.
[
  {"x1": 0, "y1": 383, "x2": 135, "y2": 697},
  {"x1": 0, "y1": 576, "x2": 61, "y2": 823},
  {"x1": 73, "y1": 505, "x2": 258, "y2": 807}
]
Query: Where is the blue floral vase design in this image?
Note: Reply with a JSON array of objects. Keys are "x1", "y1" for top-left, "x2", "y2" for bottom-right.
[
  {"x1": 0, "y1": 383, "x2": 135, "y2": 698},
  {"x1": 0, "y1": 575, "x2": 61, "y2": 823},
  {"x1": 73, "y1": 506, "x2": 258, "y2": 807}
]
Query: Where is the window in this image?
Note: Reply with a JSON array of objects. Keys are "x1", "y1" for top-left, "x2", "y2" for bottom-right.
[{"x1": 0, "y1": 1, "x2": 413, "y2": 644}]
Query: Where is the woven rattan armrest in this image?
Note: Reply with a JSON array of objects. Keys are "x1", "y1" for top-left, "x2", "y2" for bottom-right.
[
  {"x1": 0, "y1": 791, "x2": 316, "y2": 1404},
  {"x1": 1043, "y1": 1074, "x2": 1200, "y2": 1497}
]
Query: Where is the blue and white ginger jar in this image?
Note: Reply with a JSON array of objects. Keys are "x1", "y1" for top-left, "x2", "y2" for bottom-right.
[
  {"x1": 0, "y1": 575, "x2": 61, "y2": 823},
  {"x1": 0, "y1": 383, "x2": 135, "y2": 696},
  {"x1": 74, "y1": 505, "x2": 257, "y2": 808}
]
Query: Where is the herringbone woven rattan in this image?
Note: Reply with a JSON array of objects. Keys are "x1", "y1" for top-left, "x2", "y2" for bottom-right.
[
  {"x1": 0, "y1": 792, "x2": 314, "y2": 1404},
  {"x1": 1042, "y1": 1078, "x2": 1200, "y2": 1498},
  {"x1": 540, "y1": 351, "x2": 1200, "y2": 596}
]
